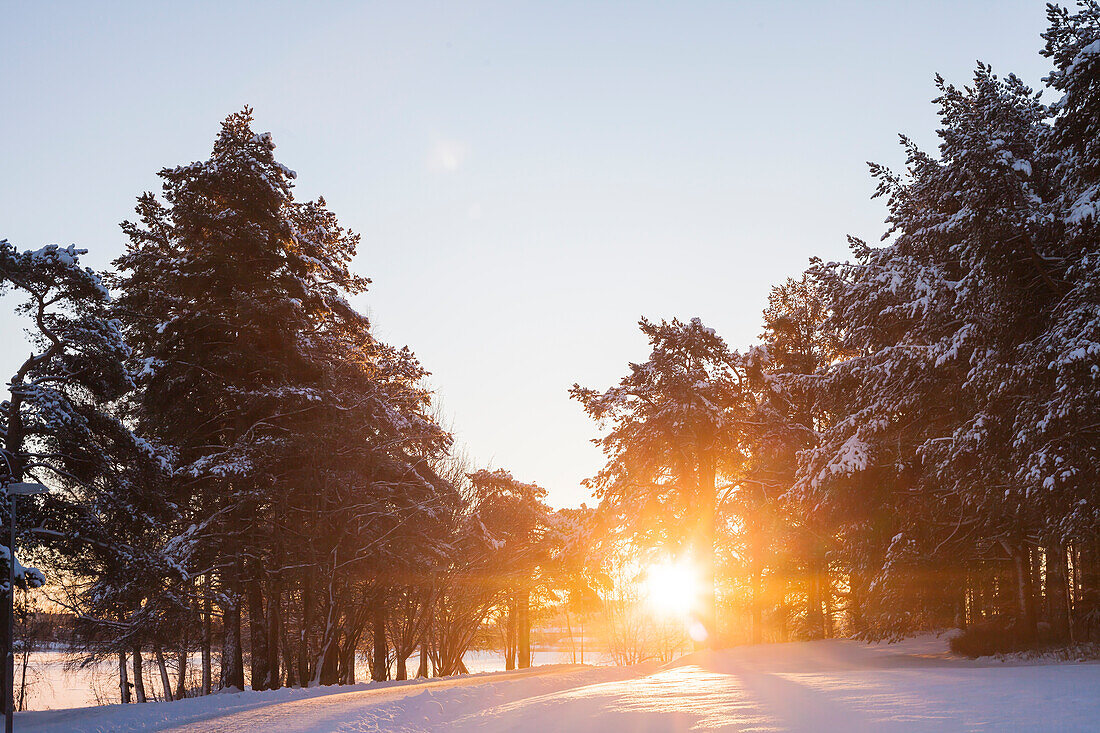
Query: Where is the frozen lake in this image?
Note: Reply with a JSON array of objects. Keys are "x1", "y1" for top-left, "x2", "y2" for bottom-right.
[{"x1": 20, "y1": 647, "x2": 612, "y2": 711}]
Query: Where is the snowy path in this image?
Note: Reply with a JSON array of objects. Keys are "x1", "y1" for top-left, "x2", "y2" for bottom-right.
[
  {"x1": 18, "y1": 636, "x2": 1100, "y2": 732},
  {"x1": 16, "y1": 664, "x2": 640, "y2": 733},
  {"x1": 451, "y1": 636, "x2": 1100, "y2": 732}
]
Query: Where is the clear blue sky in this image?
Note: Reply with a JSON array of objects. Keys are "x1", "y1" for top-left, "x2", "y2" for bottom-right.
[{"x1": 2, "y1": 1, "x2": 1053, "y2": 507}]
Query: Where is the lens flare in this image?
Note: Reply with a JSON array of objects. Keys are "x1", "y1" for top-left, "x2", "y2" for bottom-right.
[{"x1": 642, "y1": 557, "x2": 700, "y2": 620}]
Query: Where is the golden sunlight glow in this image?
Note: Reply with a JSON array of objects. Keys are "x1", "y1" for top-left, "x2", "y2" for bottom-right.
[{"x1": 642, "y1": 557, "x2": 700, "y2": 620}]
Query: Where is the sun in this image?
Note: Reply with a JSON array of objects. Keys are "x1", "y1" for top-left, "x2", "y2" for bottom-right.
[{"x1": 642, "y1": 557, "x2": 700, "y2": 620}]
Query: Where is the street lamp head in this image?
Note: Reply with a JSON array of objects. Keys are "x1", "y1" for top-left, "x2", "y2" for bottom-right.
[{"x1": 4, "y1": 482, "x2": 49, "y2": 496}]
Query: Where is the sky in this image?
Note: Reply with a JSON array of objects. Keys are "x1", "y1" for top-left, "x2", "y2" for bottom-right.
[{"x1": 2, "y1": 1, "x2": 1055, "y2": 508}]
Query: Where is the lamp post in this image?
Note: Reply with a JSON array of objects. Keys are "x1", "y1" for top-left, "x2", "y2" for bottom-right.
[{"x1": 3, "y1": 482, "x2": 47, "y2": 733}]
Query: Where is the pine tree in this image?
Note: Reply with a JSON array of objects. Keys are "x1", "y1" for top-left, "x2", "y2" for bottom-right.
[
  {"x1": 800, "y1": 64, "x2": 1058, "y2": 640},
  {"x1": 1037, "y1": 0, "x2": 1100, "y2": 640},
  {"x1": 572, "y1": 317, "x2": 752, "y2": 647},
  {"x1": 113, "y1": 109, "x2": 358, "y2": 689},
  {"x1": 742, "y1": 273, "x2": 842, "y2": 640},
  {"x1": 0, "y1": 239, "x2": 165, "y2": 710},
  {"x1": 429, "y1": 469, "x2": 549, "y2": 675}
]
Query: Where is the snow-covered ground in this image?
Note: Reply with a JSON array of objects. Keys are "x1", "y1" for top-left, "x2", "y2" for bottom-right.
[{"x1": 18, "y1": 635, "x2": 1100, "y2": 732}]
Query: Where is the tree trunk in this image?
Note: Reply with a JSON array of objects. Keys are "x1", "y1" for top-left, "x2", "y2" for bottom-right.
[
  {"x1": 175, "y1": 646, "x2": 188, "y2": 700},
  {"x1": 132, "y1": 646, "x2": 147, "y2": 703},
  {"x1": 1009, "y1": 542, "x2": 1038, "y2": 642},
  {"x1": 281, "y1": 591, "x2": 297, "y2": 687},
  {"x1": 977, "y1": 572, "x2": 988, "y2": 624},
  {"x1": 247, "y1": 568, "x2": 270, "y2": 691},
  {"x1": 372, "y1": 602, "x2": 388, "y2": 682},
  {"x1": 517, "y1": 589, "x2": 531, "y2": 669},
  {"x1": 996, "y1": 560, "x2": 1013, "y2": 619},
  {"x1": 220, "y1": 568, "x2": 245, "y2": 691},
  {"x1": 848, "y1": 570, "x2": 866, "y2": 635},
  {"x1": 697, "y1": 455, "x2": 718, "y2": 648},
  {"x1": 155, "y1": 646, "x2": 173, "y2": 701},
  {"x1": 267, "y1": 572, "x2": 282, "y2": 690},
  {"x1": 806, "y1": 565, "x2": 824, "y2": 640},
  {"x1": 1071, "y1": 543, "x2": 1082, "y2": 633},
  {"x1": 1046, "y1": 543, "x2": 1070, "y2": 642},
  {"x1": 18, "y1": 629, "x2": 30, "y2": 711},
  {"x1": 201, "y1": 576, "x2": 212, "y2": 695},
  {"x1": 751, "y1": 564, "x2": 763, "y2": 645},
  {"x1": 505, "y1": 598, "x2": 517, "y2": 671},
  {"x1": 564, "y1": 608, "x2": 575, "y2": 664},
  {"x1": 416, "y1": 639, "x2": 428, "y2": 679},
  {"x1": 119, "y1": 651, "x2": 131, "y2": 704},
  {"x1": 339, "y1": 634, "x2": 359, "y2": 685},
  {"x1": 318, "y1": 631, "x2": 339, "y2": 685},
  {"x1": 395, "y1": 651, "x2": 408, "y2": 681},
  {"x1": 1080, "y1": 538, "x2": 1100, "y2": 642},
  {"x1": 314, "y1": 570, "x2": 341, "y2": 687},
  {"x1": 299, "y1": 570, "x2": 312, "y2": 685}
]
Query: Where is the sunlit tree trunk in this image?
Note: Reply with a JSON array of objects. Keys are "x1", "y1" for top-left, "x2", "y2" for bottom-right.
[
  {"x1": 395, "y1": 650, "x2": 408, "y2": 681},
  {"x1": 372, "y1": 603, "x2": 388, "y2": 682},
  {"x1": 201, "y1": 579, "x2": 212, "y2": 695},
  {"x1": 416, "y1": 641, "x2": 429, "y2": 679},
  {"x1": 416, "y1": 611, "x2": 431, "y2": 679},
  {"x1": 564, "y1": 608, "x2": 575, "y2": 664},
  {"x1": 339, "y1": 631, "x2": 359, "y2": 685},
  {"x1": 119, "y1": 652, "x2": 130, "y2": 704},
  {"x1": 848, "y1": 571, "x2": 866, "y2": 636},
  {"x1": 806, "y1": 549, "x2": 828, "y2": 640},
  {"x1": 175, "y1": 645, "x2": 188, "y2": 700},
  {"x1": 505, "y1": 597, "x2": 517, "y2": 670},
  {"x1": 517, "y1": 589, "x2": 531, "y2": 668},
  {"x1": 155, "y1": 646, "x2": 173, "y2": 701},
  {"x1": 1070, "y1": 543, "x2": 1082, "y2": 638},
  {"x1": 750, "y1": 564, "x2": 763, "y2": 645},
  {"x1": 318, "y1": 634, "x2": 339, "y2": 686},
  {"x1": 697, "y1": 454, "x2": 718, "y2": 648},
  {"x1": 132, "y1": 646, "x2": 147, "y2": 703}
]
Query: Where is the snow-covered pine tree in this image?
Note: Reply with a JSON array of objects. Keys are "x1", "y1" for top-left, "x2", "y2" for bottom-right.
[
  {"x1": 282, "y1": 341, "x2": 452, "y2": 685},
  {"x1": 1037, "y1": 0, "x2": 1100, "y2": 641},
  {"x1": 113, "y1": 109, "x2": 355, "y2": 690},
  {"x1": 741, "y1": 273, "x2": 843, "y2": 641},
  {"x1": 116, "y1": 109, "x2": 462, "y2": 691},
  {"x1": 800, "y1": 64, "x2": 1058, "y2": 641},
  {"x1": 544, "y1": 505, "x2": 603, "y2": 665},
  {"x1": 428, "y1": 469, "x2": 550, "y2": 676},
  {"x1": 571, "y1": 317, "x2": 753, "y2": 647},
  {"x1": 0, "y1": 238, "x2": 168, "y2": 710},
  {"x1": 467, "y1": 469, "x2": 551, "y2": 670}
]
